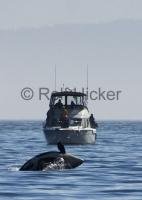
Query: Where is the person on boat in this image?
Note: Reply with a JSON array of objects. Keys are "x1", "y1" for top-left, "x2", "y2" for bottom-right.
[
  {"x1": 71, "y1": 100, "x2": 76, "y2": 108},
  {"x1": 89, "y1": 114, "x2": 98, "y2": 128},
  {"x1": 55, "y1": 99, "x2": 63, "y2": 108},
  {"x1": 60, "y1": 107, "x2": 69, "y2": 128},
  {"x1": 45, "y1": 108, "x2": 54, "y2": 127}
]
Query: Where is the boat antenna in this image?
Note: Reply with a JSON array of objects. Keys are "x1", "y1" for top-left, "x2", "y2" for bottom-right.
[
  {"x1": 55, "y1": 65, "x2": 57, "y2": 91},
  {"x1": 86, "y1": 65, "x2": 89, "y2": 100},
  {"x1": 87, "y1": 65, "x2": 89, "y2": 91}
]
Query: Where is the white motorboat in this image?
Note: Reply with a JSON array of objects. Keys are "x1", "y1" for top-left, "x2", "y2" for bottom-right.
[{"x1": 43, "y1": 91, "x2": 98, "y2": 144}]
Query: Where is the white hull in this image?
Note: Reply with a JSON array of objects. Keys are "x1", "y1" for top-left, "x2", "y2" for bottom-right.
[{"x1": 43, "y1": 127, "x2": 96, "y2": 145}]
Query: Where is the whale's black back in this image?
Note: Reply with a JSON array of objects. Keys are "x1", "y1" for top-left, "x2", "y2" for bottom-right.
[
  {"x1": 20, "y1": 143, "x2": 84, "y2": 171},
  {"x1": 20, "y1": 151, "x2": 60, "y2": 171}
]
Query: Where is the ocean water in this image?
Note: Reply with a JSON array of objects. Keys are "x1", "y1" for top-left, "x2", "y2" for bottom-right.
[{"x1": 0, "y1": 121, "x2": 142, "y2": 200}]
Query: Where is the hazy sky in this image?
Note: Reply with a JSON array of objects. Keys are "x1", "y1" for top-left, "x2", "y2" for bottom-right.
[
  {"x1": 0, "y1": 1, "x2": 142, "y2": 120},
  {"x1": 0, "y1": 0, "x2": 142, "y2": 29}
]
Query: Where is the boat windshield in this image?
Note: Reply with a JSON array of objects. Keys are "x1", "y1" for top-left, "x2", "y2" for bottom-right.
[
  {"x1": 52, "y1": 96, "x2": 66, "y2": 106},
  {"x1": 67, "y1": 96, "x2": 86, "y2": 106},
  {"x1": 50, "y1": 94, "x2": 87, "y2": 107}
]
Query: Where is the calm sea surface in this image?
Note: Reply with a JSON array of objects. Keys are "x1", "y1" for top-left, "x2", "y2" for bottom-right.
[{"x1": 0, "y1": 121, "x2": 142, "y2": 200}]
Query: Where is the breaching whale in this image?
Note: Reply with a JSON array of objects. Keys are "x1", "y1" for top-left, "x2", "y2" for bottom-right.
[{"x1": 20, "y1": 143, "x2": 84, "y2": 171}]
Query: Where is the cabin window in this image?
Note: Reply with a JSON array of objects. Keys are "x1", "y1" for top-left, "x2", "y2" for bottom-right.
[
  {"x1": 51, "y1": 96, "x2": 65, "y2": 106},
  {"x1": 67, "y1": 96, "x2": 86, "y2": 106},
  {"x1": 67, "y1": 96, "x2": 77, "y2": 105}
]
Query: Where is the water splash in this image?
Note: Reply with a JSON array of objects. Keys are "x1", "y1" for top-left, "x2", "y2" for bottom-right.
[
  {"x1": 8, "y1": 165, "x2": 20, "y2": 172},
  {"x1": 43, "y1": 157, "x2": 65, "y2": 171}
]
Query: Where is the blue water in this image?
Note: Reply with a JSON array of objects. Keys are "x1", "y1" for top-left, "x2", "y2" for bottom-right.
[{"x1": 0, "y1": 121, "x2": 142, "y2": 200}]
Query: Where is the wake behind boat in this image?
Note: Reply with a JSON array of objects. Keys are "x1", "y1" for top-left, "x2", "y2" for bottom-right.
[{"x1": 43, "y1": 91, "x2": 98, "y2": 144}]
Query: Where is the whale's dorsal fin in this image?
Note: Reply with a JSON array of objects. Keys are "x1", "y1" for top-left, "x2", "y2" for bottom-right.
[{"x1": 57, "y1": 142, "x2": 66, "y2": 154}]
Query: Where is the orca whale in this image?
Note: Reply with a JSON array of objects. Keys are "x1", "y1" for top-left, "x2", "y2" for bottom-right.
[{"x1": 20, "y1": 143, "x2": 84, "y2": 171}]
